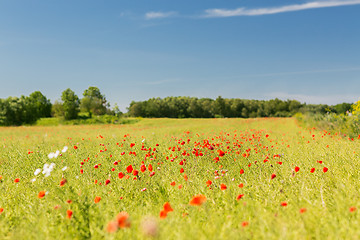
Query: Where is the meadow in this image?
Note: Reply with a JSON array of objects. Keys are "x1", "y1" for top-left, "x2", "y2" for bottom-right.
[{"x1": 0, "y1": 118, "x2": 360, "y2": 239}]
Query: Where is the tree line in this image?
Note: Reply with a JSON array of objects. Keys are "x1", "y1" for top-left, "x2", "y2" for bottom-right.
[
  {"x1": 127, "y1": 96, "x2": 352, "y2": 118},
  {"x1": 0, "y1": 88, "x2": 353, "y2": 126},
  {"x1": 0, "y1": 87, "x2": 120, "y2": 126}
]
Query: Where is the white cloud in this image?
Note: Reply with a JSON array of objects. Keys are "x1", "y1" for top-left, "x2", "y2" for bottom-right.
[
  {"x1": 145, "y1": 11, "x2": 177, "y2": 20},
  {"x1": 265, "y1": 92, "x2": 359, "y2": 105},
  {"x1": 203, "y1": 0, "x2": 360, "y2": 17}
]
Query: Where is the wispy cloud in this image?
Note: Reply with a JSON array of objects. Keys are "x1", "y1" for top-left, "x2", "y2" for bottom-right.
[
  {"x1": 145, "y1": 11, "x2": 177, "y2": 20},
  {"x1": 203, "y1": 0, "x2": 360, "y2": 17}
]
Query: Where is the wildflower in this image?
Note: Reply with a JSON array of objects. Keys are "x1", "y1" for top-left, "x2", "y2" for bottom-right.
[
  {"x1": 163, "y1": 202, "x2": 173, "y2": 213},
  {"x1": 73, "y1": 146, "x2": 78, "y2": 150},
  {"x1": 54, "y1": 150, "x2": 60, "y2": 158},
  {"x1": 94, "y1": 196, "x2": 101, "y2": 203},
  {"x1": 350, "y1": 206, "x2": 356, "y2": 212},
  {"x1": 189, "y1": 194, "x2": 206, "y2": 206},
  {"x1": 299, "y1": 208, "x2": 307, "y2": 213},
  {"x1": 141, "y1": 188, "x2": 147, "y2": 192},
  {"x1": 107, "y1": 221, "x2": 118, "y2": 233},
  {"x1": 62, "y1": 166, "x2": 68, "y2": 171},
  {"x1": 242, "y1": 221, "x2": 249, "y2": 227},
  {"x1": 323, "y1": 167, "x2": 328, "y2": 173},
  {"x1": 42, "y1": 163, "x2": 55, "y2": 177},
  {"x1": 170, "y1": 181, "x2": 176, "y2": 186},
  {"x1": 34, "y1": 169, "x2": 41, "y2": 176},
  {"x1": 281, "y1": 201, "x2": 288, "y2": 207},
  {"x1": 61, "y1": 146, "x2": 68, "y2": 153},
  {"x1": 271, "y1": 173, "x2": 276, "y2": 180},
  {"x1": 118, "y1": 172, "x2": 125, "y2": 178},
  {"x1": 105, "y1": 179, "x2": 110, "y2": 185},
  {"x1": 159, "y1": 210, "x2": 167, "y2": 219},
  {"x1": 220, "y1": 184, "x2": 227, "y2": 190},
  {"x1": 116, "y1": 212, "x2": 130, "y2": 228},
  {"x1": 237, "y1": 194, "x2": 244, "y2": 200},
  {"x1": 14, "y1": 178, "x2": 20, "y2": 183},
  {"x1": 60, "y1": 179, "x2": 67, "y2": 187},
  {"x1": 0, "y1": 208, "x2": 3, "y2": 214},
  {"x1": 38, "y1": 191, "x2": 46, "y2": 199},
  {"x1": 310, "y1": 168, "x2": 315, "y2": 173},
  {"x1": 206, "y1": 180, "x2": 212, "y2": 187},
  {"x1": 66, "y1": 209, "x2": 73, "y2": 219},
  {"x1": 240, "y1": 169, "x2": 244, "y2": 174},
  {"x1": 295, "y1": 166, "x2": 300, "y2": 172},
  {"x1": 126, "y1": 165, "x2": 133, "y2": 173}
]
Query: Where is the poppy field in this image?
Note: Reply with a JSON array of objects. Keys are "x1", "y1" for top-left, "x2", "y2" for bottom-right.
[{"x1": 1, "y1": 118, "x2": 360, "y2": 239}]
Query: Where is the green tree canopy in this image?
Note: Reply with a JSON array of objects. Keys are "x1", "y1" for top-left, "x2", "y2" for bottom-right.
[
  {"x1": 80, "y1": 86, "x2": 108, "y2": 117},
  {"x1": 61, "y1": 88, "x2": 80, "y2": 120}
]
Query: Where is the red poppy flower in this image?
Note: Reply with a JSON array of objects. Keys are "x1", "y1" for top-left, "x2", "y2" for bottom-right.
[
  {"x1": 159, "y1": 210, "x2": 167, "y2": 219},
  {"x1": 281, "y1": 201, "x2": 288, "y2": 207},
  {"x1": 299, "y1": 208, "x2": 307, "y2": 214},
  {"x1": 220, "y1": 184, "x2": 227, "y2": 190},
  {"x1": 189, "y1": 194, "x2": 206, "y2": 206},
  {"x1": 240, "y1": 169, "x2": 244, "y2": 174},
  {"x1": 236, "y1": 194, "x2": 244, "y2": 200},
  {"x1": 163, "y1": 202, "x2": 173, "y2": 212},
  {"x1": 170, "y1": 181, "x2": 176, "y2": 186},
  {"x1": 14, "y1": 178, "x2": 20, "y2": 183},
  {"x1": 148, "y1": 164, "x2": 153, "y2": 172},
  {"x1": 118, "y1": 172, "x2": 124, "y2": 178},
  {"x1": 38, "y1": 191, "x2": 46, "y2": 199},
  {"x1": 105, "y1": 179, "x2": 111, "y2": 185},
  {"x1": 310, "y1": 168, "x2": 315, "y2": 173},
  {"x1": 67, "y1": 209, "x2": 73, "y2": 219},
  {"x1": 126, "y1": 165, "x2": 133, "y2": 173},
  {"x1": 60, "y1": 179, "x2": 67, "y2": 187},
  {"x1": 206, "y1": 180, "x2": 212, "y2": 187},
  {"x1": 323, "y1": 167, "x2": 328, "y2": 173},
  {"x1": 73, "y1": 146, "x2": 78, "y2": 150},
  {"x1": 295, "y1": 166, "x2": 300, "y2": 172},
  {"x1": 116, "y1": 212, "x2": 130, "y2": 228},
  {"x1": 218, "y1": 150, "x2": 225, "y2": 157},
  {"x1": 94, "y1": 196, "x2": 101, "y2": 203},
  {"x1": 271, "y1": 173, "x2": 276, "y2": 180},
  {"x1": 350, "y1": 206, "x2": 356, "y2": 212}
]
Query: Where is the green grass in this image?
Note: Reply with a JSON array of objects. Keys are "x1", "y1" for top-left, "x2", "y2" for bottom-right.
[
  {"x1": 1, "y1": 118, "x2": 360, "y2": 239},
  {"x1": 35, "y1": 116, "x2": 141, "y2": 126}
]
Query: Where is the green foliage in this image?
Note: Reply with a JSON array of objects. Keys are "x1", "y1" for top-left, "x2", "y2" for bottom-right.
[
  {"x1": 127, "y1": 97, "x2": 304, "y2": 118},
  {"x1": 61, "y1": 88, "x2": 80, "y2": 120},
  {"x1": 0, "y1": 91, "x2": 52, "y2": 126},
  {"x1": 80, "y1": 86, "x2": 108, "y2": 117}
]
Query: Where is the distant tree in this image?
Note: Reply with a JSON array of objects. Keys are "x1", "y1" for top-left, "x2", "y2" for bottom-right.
[
  {"x1": 61, "y1": 88, "x2": 80, "y2": 120},
  {"x1": 81, "y1": 86, "x2": 108, "y2": 117},
  {"x1": 51, "y1": 100, "x2": 64, "y2": 118},
  {"x1": 27, "y1": 91, "x2": 52, "y2": 118},
  {"x1": 333, "y1": 103, "x2": 352, "y2": 114},
  {"x1": 112, "y1": 103, "x2": 123, "y2": 117}
]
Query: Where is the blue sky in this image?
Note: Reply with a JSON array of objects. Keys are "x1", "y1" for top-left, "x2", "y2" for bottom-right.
[{"x1": 0, "y1": 0, "x2": 359, "y2": 111}]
